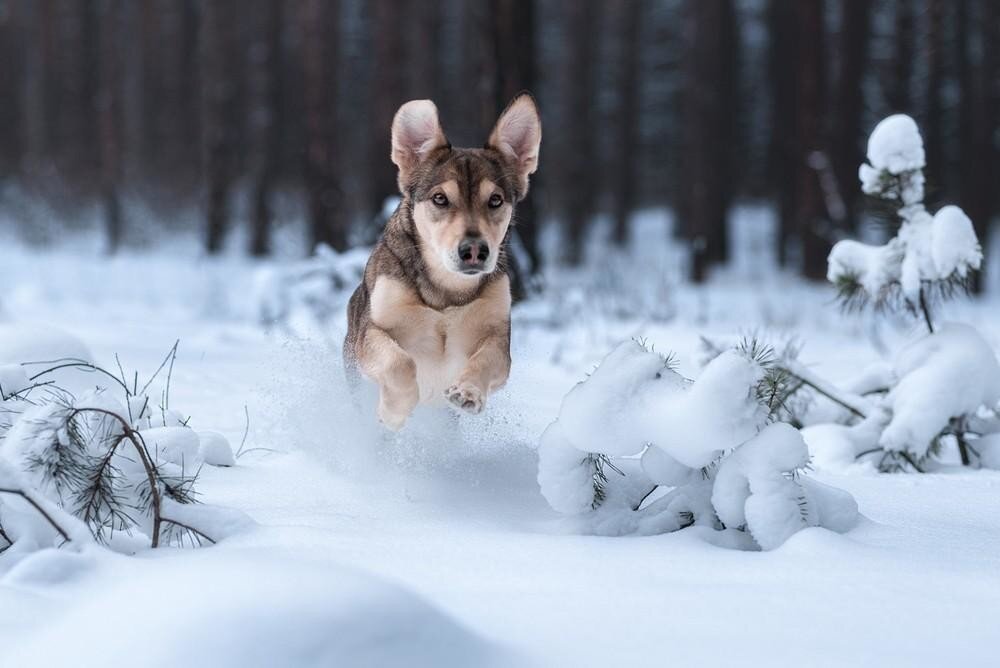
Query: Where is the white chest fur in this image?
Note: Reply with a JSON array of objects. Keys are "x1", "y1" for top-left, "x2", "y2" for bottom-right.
[{"x1": 369, "y1": 277, "x2": 509, "y2": 405}]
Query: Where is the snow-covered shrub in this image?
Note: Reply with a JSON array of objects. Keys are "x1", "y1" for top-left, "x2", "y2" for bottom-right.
[
  {"x1": 801, "y1": 115, "x2": 1000, "y2": 472},
  {"x1": 828, "y1": 114, "x2": 981, "y2": 325},
  {"x1": 537, "y1": 340, "x2": 859, "y2": 550},
  {"x1": 0, "y1": 336, "x2": 245, "y2": 556},
  {"x1": 254, "y1": 243, "x2": 369, "y2": 335}
]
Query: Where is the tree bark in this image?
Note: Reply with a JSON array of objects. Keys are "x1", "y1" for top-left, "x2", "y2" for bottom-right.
[
  {"x1": 0, "y1": 1, "x2": 24, "y2": 177},
  {"x1": 958, "y1": 0, "x2": 994, "y2": 292},
  {"x1": 611, "y1": 0, "x2": 641, "y2": 248},
  {"x1": 368, "y1": 0, "x2": 406, "y2": 218},
  {"x1": 767, "y1": 0, "x2": 798, "y2": 268},
  {"x1": 199, "y1": 1, "x2": 236, "y2": 254},
  {"x1": 494, "y1": 0, "x2": 540, "y2": 298},
  {"x1": 793, "y1": 0, "x2": 829, "y2": 280},
  {"x1": 248, "y1": 0, "x2": 284, "y2": 257},
  {"x1": 887, "y1": 0, "x2": 914, "y2": 112},
  {"x1": 831, "y1": 0, "x2": 871, "y2": 236},
  {"x1": 680, "y1": 0, "x2": 737, "y2": 282},
  {"x1": 97, "y1": 0, "x2": 124, "y2": 253},
  {"x1": 560, "y1": 0, "x2": 599, "y2": 266},
  {"x1": 923, "y1": 0, "x2": 945, "y2": 194},
  {"x1": 301, "y1": 0, "x2": 348, "y2": 252}
]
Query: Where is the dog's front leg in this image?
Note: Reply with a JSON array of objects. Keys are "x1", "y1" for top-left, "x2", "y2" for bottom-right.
[
  {"x1": 445, "y1": 328, "x2": 511, "y2": 414},
  {"x1": 359, "y1": 327, "x2": 419, "y2": 430}
]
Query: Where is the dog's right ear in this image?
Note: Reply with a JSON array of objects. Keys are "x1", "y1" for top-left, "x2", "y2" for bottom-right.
[{"x1": 391, "y1": 100, "x2": 449, "y2": 189}]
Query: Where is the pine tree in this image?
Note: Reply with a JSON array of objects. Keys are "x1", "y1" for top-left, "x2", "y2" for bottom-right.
[{"x1": 827, "y1": 114, "x2": 981, "y2": 332}]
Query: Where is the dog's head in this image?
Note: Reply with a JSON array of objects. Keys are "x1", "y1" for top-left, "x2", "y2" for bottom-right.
[{"x1": 390, "y1": 94, "x2": 541, "y2": 278}]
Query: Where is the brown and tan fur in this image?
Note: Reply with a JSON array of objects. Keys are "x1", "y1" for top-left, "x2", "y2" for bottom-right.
[{"x1": 345, "y1": 94, "x2": 542, "y2": 430}]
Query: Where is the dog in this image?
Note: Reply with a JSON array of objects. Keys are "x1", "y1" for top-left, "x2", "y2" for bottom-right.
[{"x1": 344, "y1": 94, "x2": 542, "y2": 430}]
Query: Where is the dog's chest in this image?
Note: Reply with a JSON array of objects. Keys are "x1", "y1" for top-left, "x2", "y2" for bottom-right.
[
  {"x1": 405, "y1": 306, "x2": 477, "y2": 402},
  {"x1": 369, "y1": 278, "x2": 488, "y2": 403}
]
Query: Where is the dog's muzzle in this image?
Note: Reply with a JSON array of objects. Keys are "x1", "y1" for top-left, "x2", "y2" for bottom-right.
[{"x1": 458, "y1": 237, "x2": 490, "y2": 273}]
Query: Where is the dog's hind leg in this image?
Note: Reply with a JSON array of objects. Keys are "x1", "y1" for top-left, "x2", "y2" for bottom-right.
[{"x1": 358, "y1": 327, "x2": 420, "y2": 430}]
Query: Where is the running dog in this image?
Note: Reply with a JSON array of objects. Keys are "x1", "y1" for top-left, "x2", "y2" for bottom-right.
[{"x1": 344, "y1": 94, "x2": 542, "y2": 430}]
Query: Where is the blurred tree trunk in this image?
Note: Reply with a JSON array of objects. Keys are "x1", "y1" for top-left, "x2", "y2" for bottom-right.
[
  {"x1": 831, "y1": 0, "x2": 871, "y2": 236},
  {"x1": 495, "y1": 0, "x2": 540, "y2": 299},
  {"x1": 887, "y1": 0, "x2": 914, "y2": 111},
  {"x1": 767, "y1": 0, "x2": 797, "y2": 268},
  {"x1": 368, "y1": 0, "x2": 406, "y2": 218},
  {"x1": 561, "y1": 0, "x2": 599, "y2": 266},
  {"x1": 610, "y1": 0, "x2": 641, "y2": 248},
  {"x1": 248, "y1": 0, "x2": 283, "y2": 257},
  {"x1": 301, "y1": 0, "x2": 348, "y2": 252},
  {"x1": 97, "y1": 0, "x2": 124, "y2": 253},
  {"x1": 21, "y1": 0, "x2": 52, "y2": 181},
  {"x1": 923, "y1": 0, "x2": 944, "y2": 192},
  {"x1": 958, "y1": 0, "x2": 994, "y2": 292},
  {"x1": 0, "y1": 1, "x2": 23, "y2": 178},
  {"x1": 793, "y1": 0, "x2": 829, "y2": 280},
  {"x1": 680, "y1": 0, "x2": 737, "y2": 282},
  {"x1": 199, "y1": 1, "x2": 236, "y2": 254},
  {"x1": 404, "y1": 0, "x2": 440, "y2": 101},
  {"x1": 983, "y1": 0, "x2": 999, "y2": 237}
]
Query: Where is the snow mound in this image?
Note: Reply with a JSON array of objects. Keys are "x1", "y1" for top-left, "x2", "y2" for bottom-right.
[
  {"x1": 556, "y1": 342, "x2": 765, "y2": 469},
  {"x1": 0, "y1": 324, "x2": 93, "y2": 395},
  {"x1": 538, "y1": 340, "x2": 859, "y2": 549},
  {"x1": 7, "y1": 550, "x2": 500, "y2": 668},
  {"x1": 881, "y1": 324, "x2": 1000, "y2": 456}
]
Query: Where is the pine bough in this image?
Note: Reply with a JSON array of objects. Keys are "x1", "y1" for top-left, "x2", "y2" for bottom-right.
[
  {"x1": 0, "y1": 341, "x2": 247, "y2": 557},
  {"x1": 805, "y1": 115, "x2": 1000, "y2": 472},
  {"x1": 537, "y1": 339, "x2": 859, "y2": 550}
]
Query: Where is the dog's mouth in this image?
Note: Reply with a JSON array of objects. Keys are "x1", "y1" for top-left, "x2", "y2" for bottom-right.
[{"x1": 460, "y1": 266, "x2": 486, "y2": 275}]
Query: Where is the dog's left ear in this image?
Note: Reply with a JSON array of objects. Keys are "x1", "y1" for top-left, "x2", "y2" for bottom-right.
[{"x1": 488, "y1": 93, "x2": 542, "y2": 198}]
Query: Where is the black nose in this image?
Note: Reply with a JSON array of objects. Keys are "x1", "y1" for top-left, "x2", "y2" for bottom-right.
[{"x1": 458, "y1": 237, "x2": 490, "y2": 270}]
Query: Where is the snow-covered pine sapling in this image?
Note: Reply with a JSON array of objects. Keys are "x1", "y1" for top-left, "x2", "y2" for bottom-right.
[
  {"x1": 536, "y1": 339, "x2": 858, "y2": 550},
  {"x1": 0, "y1": 342, "x2": 245, "y2": 555},
  {"x1": 827, "y1": 114, "x2": 982, "y2": 333},
  {"x1": 802, "y1": 114, "x2": 1000, "y2": 472}
]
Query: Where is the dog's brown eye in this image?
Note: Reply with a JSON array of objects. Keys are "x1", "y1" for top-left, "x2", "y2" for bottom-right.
[
  {"x1": 488, "y1": 194, "x2": 503, "y2": 209},
  {"x1": 431, "y1": 193, "x2": 449, "y2": 207}
]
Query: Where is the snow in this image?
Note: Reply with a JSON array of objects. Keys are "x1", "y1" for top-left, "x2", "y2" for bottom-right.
[
  {"x1": 931, "y1": 205, "x2": 982, "y2": 280},
  {"x1": 198, "y1": 430, "x2": 236, "y2": 466},
  {"x1": 881, "y1": 323, "x2": 1000, "y2": 456},
  {"x1": 553, "y1": 342, "x2": 767, "y2": 470},
  {"x1": 6, "y1": 548, "x2": 499, "y2": 668},
  {"x1": 864, "y1": 114, "x2": 925, "y2": 176},
  {"x1": 3, "y1": 232, "x2": 1000, "y2": 665},
  {"x1": 538, "y1": 341, "x2": 857, "y2": 548},
  {"x1": 826, "y1": 238, "x2": 903, "y2": 297},
  {"x1": 831, "y1": 115, "x2": 982, "y2": 308}
]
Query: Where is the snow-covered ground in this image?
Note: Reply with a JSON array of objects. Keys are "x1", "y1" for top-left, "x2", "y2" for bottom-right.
[{"x1": 3, "y1": 223, "x2": 1000, "y2": 666}]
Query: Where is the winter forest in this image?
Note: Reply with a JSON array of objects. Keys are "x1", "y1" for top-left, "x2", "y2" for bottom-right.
[{"x1": 2, "y1": 1, "x2": 1000, "y2": 667}]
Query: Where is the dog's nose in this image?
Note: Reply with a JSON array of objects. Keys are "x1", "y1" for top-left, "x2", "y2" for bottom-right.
[{"x1": 458, "y1": 237, "x2": 490, "y2": 270}]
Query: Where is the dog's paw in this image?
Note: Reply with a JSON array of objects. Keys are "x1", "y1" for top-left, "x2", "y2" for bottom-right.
[
  {"x1": 444, "y1": 383, "x2": 485, "y2": 414},
  {"x1": 377, "y1": 403, "x2": 410, "y2": 431}
]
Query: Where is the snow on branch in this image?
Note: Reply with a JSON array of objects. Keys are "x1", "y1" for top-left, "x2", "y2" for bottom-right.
[
  {"x1": 827, "y1": 114, "x2": 982, "y2": 332},
  {"x1": 0, "y1": 331, "x2": 250, "y2": 556},
  {"x1": 537, "y1": 340, "x2": 859, "y2": 550}
]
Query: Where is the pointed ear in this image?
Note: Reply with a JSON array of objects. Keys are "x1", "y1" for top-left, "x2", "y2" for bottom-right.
[
  {"x1": 488, "y1": 94, "x2": 542, "y2": 197},
  {"x1": 391, "y1": 100, "x2": 449, "y2": 189}
]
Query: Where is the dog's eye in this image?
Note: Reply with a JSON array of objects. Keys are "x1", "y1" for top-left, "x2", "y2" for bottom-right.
[
  {"x1": 488, "y1": 194, "x2": 503, "y2": 209},
  {"x1": 431, "y1": 193, "x2": 449, "y2": 207}
]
